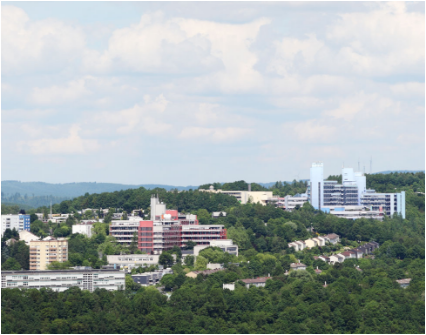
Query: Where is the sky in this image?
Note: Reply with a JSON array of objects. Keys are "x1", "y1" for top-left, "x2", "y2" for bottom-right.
[{"x1": 1, "y1": 1, "x2": 425, "y2": 185}]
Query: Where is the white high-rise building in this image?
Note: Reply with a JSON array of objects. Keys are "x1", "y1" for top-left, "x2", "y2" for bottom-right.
[
  {"x1": 307, "y1": 163, "x2": 405, "y2": 219},
  {"x1": 309, "y1": 162, "x2": 324, "y2": 210}
]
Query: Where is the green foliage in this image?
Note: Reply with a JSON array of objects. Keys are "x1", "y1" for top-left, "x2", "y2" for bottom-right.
[
  {"x1": 159, "y1": 252, "x2": 174, "y2": 268},
  {"x1": 194, "y1": 255, "x2": 208, "y2": 270},
  {"x1": 47, "y1": 261, "x2": 72, "y2": 270}
]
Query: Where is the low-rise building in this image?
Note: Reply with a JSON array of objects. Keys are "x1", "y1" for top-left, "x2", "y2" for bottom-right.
[
  {"x1": 18, "y1": 230, "x2": 39, "y2": 244},
  {"x1": 106, "y1": 254, "x2": 161, "y2": 269},
  {"x1": 324, "y1": 233, "x2": 340, "y2": 244},
  {"x1": 72, "y1": 222, "x2": 94, "y2": 238},
  {"x1": 200, "y1": 186, "x2": 273, "y2": 205},
  {"x1": 240, "y1": 276, "x2": 272, "y2": 288},
  {"x1": 212, "y1": 212, "x2": 227, "y2": 218},
  {"x1": 193, "y1": 239, "x2": 238, "y2": 257},
  {"x1": 396, "y1": 278, "x2": 411, "y2": 288},
  {"x1": 29, "y1": 239, "x2": 68, "y2": 270},
  {"x1": 186, "y1": 268, "x2": 225, "y2": 278},
  {"x1": 1, "y1": 269, "x2": 125, "y2": 292},
  {"x1": 290, "y1": 262, "x2": 307, "y2": 271},
  {"x1": 131, "y1": 269, "x2": 173, "y2": 286}
]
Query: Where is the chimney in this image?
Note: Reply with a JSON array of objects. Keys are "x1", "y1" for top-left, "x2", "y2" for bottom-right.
[
  {"x1": 248, "y1": 183, "x2": 251, "y2": 192},
  {"x1": 317, "y1": 266, "x2": 318, "y2": 270},
  {"x1": 268, "y1": 273, "x2": 270, "y2": 278}
]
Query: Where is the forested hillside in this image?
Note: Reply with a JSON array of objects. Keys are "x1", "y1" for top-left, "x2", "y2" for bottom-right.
[{"x1": 2, "y1": 172, "x2": 424, "y2": 333}]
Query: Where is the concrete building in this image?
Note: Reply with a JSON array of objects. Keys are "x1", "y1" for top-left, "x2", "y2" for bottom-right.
[
  {"x1": 131, "y1": 269, "x2": 173, "y2": 286},
  {"x1": 309, "y1": 162, "x2": 324, "y2": 210},
  {"x1": 307, "y1": 163, "x2": 405, "y2": 219},
  {"x1": 1, "y1": 214, "x2": 31, "y2": 236},
  {"x1": 361, "y1": 191, "x2": 406, "y2": 219},
  {"x1": 1, "y1": 269, "x2": 125, "y2": 292},
  {"x1": 72, "y1": 222, "x2": 94, "y2": 238},
  {"x1": 200, "y1": 185, "x2": 273, "y2": 205},
  {"x1": 29, "y1": 239, "x2": 68, "y2": 270},
  {"x1": 282, "y1": 194, "x2": 309, "y2": 211},
  {"x1": 110, "y1": 196, "x2": 227, "y2": 254},
  {"x1": 106, "y1": 254, "x2": 161, "y2": 269}
]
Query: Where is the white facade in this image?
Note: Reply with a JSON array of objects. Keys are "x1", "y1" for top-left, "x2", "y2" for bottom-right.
[
  {"x1": 1, "y1": 270, "x2": 125, "y2": 292},
  {"x1": 107, "y1": 254, "x2": 160, "y2": 269},
  {"x1": 1, "y1": 215, "x2": 29, "y2": 236},
  {"x1": 310, "y1": 162, "x2": 324, "y2": 210},
  {"x1": 193, "y1": 239, "x2": 238, "y2": 256},
  {"x1": 283, "y1": 194, "x2": 309, "y2": 211},
  {"x1": 72, "y1": 223, "x2": 94, "y2": 238}
]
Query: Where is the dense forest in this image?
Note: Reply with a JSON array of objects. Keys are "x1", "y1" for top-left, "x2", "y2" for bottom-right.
[{"x1": 1, "y1": 172, "x2": 425, "y2": 333}]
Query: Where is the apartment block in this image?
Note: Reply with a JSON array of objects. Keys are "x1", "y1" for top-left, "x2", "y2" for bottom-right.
[
  {"x1": 1, "y1": 214, "x2": 30, "y2": 236},
  {"x1": 1, "y1": 269, "x2": 125, "y2": 292},
  {"x1": 106, "y1": 254, "x2": 161, "y2": 269},
  {"x1": 29, "y1": 240, "x2": 68, "y2": 270}
]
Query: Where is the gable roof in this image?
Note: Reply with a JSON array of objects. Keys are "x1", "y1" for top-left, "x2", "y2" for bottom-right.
[
  {"x1": 325, "y1": 233, "x2": 339, "y2": 239},
  {"x1": 396, "y1": 278, "x2": 411, "y2": 284},
  {"x1": 240, "y1": 276, "x2": 271, "y2": 284},
  {"x1": 290, "y1": 262, "x2": 306, "y2": 268}
]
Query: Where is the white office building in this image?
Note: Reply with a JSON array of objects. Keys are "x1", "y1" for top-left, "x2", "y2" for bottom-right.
[
  {"x1": 307, "y1": 163, "x2": 405, "y2": 219},
  {"x1": 1, "y1": 269, "x2": 125, "y2": 292},
  {"x1": 106, "y1": 254, "x2": 161, "y2": 269}
]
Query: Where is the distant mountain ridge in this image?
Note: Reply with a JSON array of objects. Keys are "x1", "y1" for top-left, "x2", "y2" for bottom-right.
[{"x1": 1, "y1": 180, "x2": 198, "y2": 198}]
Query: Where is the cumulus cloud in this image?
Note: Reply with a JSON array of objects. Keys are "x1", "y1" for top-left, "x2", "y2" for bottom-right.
[
  {"x1": 30, "y1": 78, "x2": 91, "y2": 105},
  {"x1": 93, "y1": 94, "x2": 171, "y2": 134},
  {"x1": 18, "y1": 125, "x2": 100, "y2": 155},
  {"x1": 2, "y1": 5, "x2": 86, "y2": 75}
]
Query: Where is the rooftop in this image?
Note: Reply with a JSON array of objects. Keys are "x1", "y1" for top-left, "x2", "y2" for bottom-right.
[{"x1": 240, "y1": 277, "x2": 272, "y2": 284}]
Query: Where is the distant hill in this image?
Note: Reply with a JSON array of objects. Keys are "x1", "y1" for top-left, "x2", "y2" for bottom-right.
[
  {"x1": 373, "y1": 170, "x2": 425, "y2": 175},
  {"x1": 1, "y1": 181, "x2": 199, "y2": 208}
]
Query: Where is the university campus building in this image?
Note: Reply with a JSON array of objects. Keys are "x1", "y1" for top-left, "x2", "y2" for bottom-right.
[{"x1": 110, "y1": 196, "x2": 227, "y2": 254}]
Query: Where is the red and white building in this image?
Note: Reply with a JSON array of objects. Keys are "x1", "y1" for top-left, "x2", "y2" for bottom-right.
[{"x1": 110, "y1": 196, "x2": 227, "y2": 254}]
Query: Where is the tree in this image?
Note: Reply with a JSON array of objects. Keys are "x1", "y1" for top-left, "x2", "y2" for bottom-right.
[
  {"x1": 159, "y1": 252, "x2": 174, "y2": 268},
  {"x1": 197, "y1": 209, "x2": 210, "y2": 225},
  {"x1": 184, "y1": 255, "x2": 195, "y2": 267},
  {"x1": 129, "y1": 232, "x2": 138, "y2": 254},
  {"x1": 184, "y1": 241, "x2": 197, "y2": 250},
  {"x1": 1, "y1": 257, "x2": 21, "y2": 270},
  {"x1": 47, "y1": 261, "x2": 72, "y2": 270},
  {"x1": 30, "y1": 213, "x2": 38, "y2": 223},
  {"x1": 122, "y1": 211, "x2": 128, "y2": 220},
  {"x1": 194, "y1": 255, "x2": 208, "y2": 270}
]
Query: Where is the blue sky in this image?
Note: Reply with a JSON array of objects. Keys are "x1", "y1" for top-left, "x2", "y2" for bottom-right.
[{"x1": 2, "y1": 1, "x2": 425, "y2": 185}]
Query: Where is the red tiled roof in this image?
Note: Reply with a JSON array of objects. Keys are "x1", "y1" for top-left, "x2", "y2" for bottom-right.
[{"x1": 290, "y1": 262, "x2": 306, "y2": 267}]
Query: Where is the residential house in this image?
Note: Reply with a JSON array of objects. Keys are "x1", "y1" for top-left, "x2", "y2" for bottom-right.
[
  {"x1": 335, "y1": 254, "x2": 346, "y2": 263},
  {"x1": 240, "y1": 276, "x2": 272, "y2": 288},
  {"x1": 186, "y1": 268, "x2": 225, "y2": 278},
  {"x1": 324, "y1": 233, "x2": 340, "y2": 244},
  {"x1": 290, "y1": 262, "x2": 307, "y2": 271},
  {"x1": 341, "y1": 251, "x2": 357, "y2": 259},
  {"x1": 314, "y1": 266, "x2": 322, "y2": 274},
  {"x1": 351, "y1": 248, "x2": 364, "y2": 259},
  {"x1": 396, "y1": 278, "x2": 411, "y2": 288},
  {"x1": 304, "y1": 238, "x2": 317, "y2": 249}
]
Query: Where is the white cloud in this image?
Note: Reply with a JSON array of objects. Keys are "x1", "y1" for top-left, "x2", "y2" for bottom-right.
[
  {"x1": 93, "y1": 94, "x2": 171, "y2": 134},
  {"x1": 2, "y1": 5, "x2": 86, "y2": 75},
  {"x1": 30, "y1": 78, "x2": 91, "y2": 105},
  {"x1": 178, "y1": 126, "x2": 251, "y2": 142},
  {"x1": 18, "y1": 125, "x2": 100, "y2": 155}
]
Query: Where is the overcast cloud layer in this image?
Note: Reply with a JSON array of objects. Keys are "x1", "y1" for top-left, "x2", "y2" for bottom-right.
[{"x1": 2, "y1": 1, "x2": 425, "y2": 184}]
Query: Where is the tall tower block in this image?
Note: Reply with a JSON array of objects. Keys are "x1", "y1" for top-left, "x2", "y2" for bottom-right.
[{"x1": 310, "y1": 162, "x2": 324, "y2": 210}]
